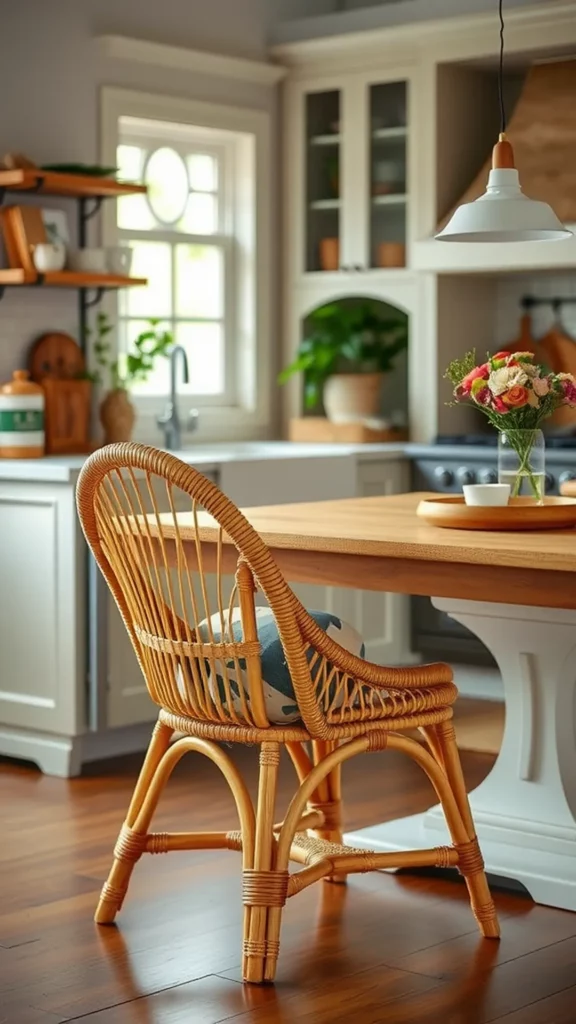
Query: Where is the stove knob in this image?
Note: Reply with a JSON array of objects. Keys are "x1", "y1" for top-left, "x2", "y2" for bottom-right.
[
  {"x1": 559, "y1": 472, "x2": 576, "y2": 485},
  {"x1": 478, "y1": 467, "x2": 498, "y2": 484},
  {"x1": 457, "y1": 467, "x2": 476, "y2": 486},
  {"x1": 434, "y1": 466, "x2": 454, "y2": 488},
  {"x1": 545, "y1": 472, "x2": 555, "y2": 493}
]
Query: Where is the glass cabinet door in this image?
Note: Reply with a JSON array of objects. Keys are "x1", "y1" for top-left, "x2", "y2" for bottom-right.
[
  {"x1": 369, "y1": 81, "x2": 408, "y2": 270},
  {"x1": 305, "y1": 89, "x2": 341, "y2": 273}
]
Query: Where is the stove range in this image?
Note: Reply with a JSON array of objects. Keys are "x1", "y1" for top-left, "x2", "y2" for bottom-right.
[{"x1": 409, "y1": 434, "x2": 576, "y2": 494}]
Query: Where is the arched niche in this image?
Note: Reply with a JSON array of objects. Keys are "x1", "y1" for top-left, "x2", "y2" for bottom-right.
[{"x1": 295, "y1": 294, "x2": 409, "y2": 426}]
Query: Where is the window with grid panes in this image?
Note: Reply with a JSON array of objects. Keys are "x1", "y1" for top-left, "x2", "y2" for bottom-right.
[{"x1": 116, "y1": 117, "x2": 244, "y2": 403}]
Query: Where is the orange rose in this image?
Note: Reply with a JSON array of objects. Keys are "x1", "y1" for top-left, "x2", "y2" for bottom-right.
[{"x1": 502, "y1": 385, "x2": 529, "y2": 408}]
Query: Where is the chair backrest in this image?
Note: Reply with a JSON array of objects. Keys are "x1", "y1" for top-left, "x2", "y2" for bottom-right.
[{"x1": 76, "y1": 443, "x2": 329, "y2": 734}]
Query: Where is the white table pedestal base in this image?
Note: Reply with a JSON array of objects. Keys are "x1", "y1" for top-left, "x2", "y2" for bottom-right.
[{"x1": 346, "y1": 599, "x2": 576, "y2": 911}]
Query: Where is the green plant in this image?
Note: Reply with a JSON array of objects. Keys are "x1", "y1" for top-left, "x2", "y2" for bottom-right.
[
  {"x1": 88, "y1": 312, "x2": 173, "y2": 390},
  {"x1": 278, "y1": 300, "x2": 408, "y2": 409}
]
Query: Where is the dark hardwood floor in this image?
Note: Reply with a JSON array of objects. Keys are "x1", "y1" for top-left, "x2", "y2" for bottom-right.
[{"x1": 1, "y1": 737, "x2": 576, "y2": 1023}]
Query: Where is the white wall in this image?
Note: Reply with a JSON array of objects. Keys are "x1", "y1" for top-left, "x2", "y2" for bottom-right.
[{"x1": 0, "y1": 0, "x2": 330, "y2": 398}]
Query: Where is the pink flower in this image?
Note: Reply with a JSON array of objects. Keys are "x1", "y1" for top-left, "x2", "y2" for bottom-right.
[
  {"x1": 460, "y1": 363, "x2": 490, "y2": 394},
  {"x1": 472, "y1": 386, "x2": 492, "y2": 407},
  {"x1": 492, "y1": 396, "x2": 510, "y2": 414},
  {"x1": 561, "y1": 378, "x2": 576, "y2": 406},
  {"x1": 532, "y1": 376, "x2": 550, "y2": 397}
]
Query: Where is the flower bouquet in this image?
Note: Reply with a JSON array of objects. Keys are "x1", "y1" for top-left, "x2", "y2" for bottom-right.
[{"x1": 445, "y1": 350, "x2": 576, "y2": 503}]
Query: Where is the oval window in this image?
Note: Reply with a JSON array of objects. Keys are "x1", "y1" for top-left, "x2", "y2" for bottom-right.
[{"x1": 145, "y1": 147, "x2": 189, "y2": 225}]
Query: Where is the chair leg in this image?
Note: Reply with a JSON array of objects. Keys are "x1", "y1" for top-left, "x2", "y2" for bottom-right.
[
  {"x1": 243, "y1": 742, "x2": 282, "y2": 984},
  {"x1": 94, "y1": 720, "x2": 173, "y2": 925},
  {"x1": 310, "y1": 740, "x2": 346, "y2": 884},
  {"x1": 435, "y1": 720, "x2": 500, "y2": 939}
]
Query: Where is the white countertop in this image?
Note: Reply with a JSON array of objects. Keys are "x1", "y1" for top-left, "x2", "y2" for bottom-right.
[{"x1": 0, "y1": 440, "x2": 409, "y2": 483}]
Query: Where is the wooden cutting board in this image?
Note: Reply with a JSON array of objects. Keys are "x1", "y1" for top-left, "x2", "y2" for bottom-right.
[
  {"x1": 538, "y1": 320, "x2": 576, "y2": 428},
  {"x1": 29, "y1": 332, "x2": 85, "y2": 381},
  {"x1": 29, "y1": 333, "x2": 92, "y2": 454},
  {"x1": 503, "y1": 312, "x2": 543, "y2": 363}
]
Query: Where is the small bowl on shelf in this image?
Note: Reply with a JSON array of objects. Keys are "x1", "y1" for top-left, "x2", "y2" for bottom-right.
[
  {"x1": 106, "y1": 246, "x2": 133, "y2": 276},
  {"x1": 69, "y1": 248, "x2": 107, "y2": 274},
  {"x1": 33, "y1": 243, "x2": 66, "y2": 273}
]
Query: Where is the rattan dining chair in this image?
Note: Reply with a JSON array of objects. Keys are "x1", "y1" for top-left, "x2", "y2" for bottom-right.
[{"x1": 76, "y1": 443, "x2": 499, "y2": 985}]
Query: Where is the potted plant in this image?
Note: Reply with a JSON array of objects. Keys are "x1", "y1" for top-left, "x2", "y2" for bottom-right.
[
  {"x1": 278, "y1": 300, "x2": 408, "y2": 422},
  {"x1": 89, "y1": 313, "x2": 173, "y2": 444}
]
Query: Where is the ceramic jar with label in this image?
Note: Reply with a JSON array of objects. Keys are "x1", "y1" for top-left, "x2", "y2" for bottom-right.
[{"x1": 0, "y1": 370, "x2": 45, "y2": 458}]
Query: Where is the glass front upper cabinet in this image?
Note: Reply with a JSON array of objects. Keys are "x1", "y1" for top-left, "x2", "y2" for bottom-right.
[
  {"x1": 369, "y1": 81, "x2": 407, "y2": 270},
  {"x1": 305, "y1": 89, "x2": 341, "y2": 273}
]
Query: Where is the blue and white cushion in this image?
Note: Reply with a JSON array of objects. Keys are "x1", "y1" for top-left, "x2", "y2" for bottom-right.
[{"x1": 177, "y1": 606, "x2": 365, "y2": 725}]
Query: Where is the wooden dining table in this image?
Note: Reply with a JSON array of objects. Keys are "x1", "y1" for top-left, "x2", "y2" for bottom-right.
[{"x1": 154, "y1": 491, "x2": 576, "y2": 912}]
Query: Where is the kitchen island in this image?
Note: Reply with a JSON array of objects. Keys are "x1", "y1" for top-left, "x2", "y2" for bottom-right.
[{"x1": 173, "y1": 491, "x2": 576, "y2": 912}]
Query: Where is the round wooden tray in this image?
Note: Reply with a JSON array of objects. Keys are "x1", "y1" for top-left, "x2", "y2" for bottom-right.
[{"x1": 417, "y1": 495, "x2": 576, "y2": 531}]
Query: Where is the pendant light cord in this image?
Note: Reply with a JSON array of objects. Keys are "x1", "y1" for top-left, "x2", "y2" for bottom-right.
[{"x1": 498, "y1": 0, "x2": 506, "y2": 134}]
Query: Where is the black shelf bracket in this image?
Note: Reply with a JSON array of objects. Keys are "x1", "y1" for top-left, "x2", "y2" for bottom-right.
[
  {"x1": 78, "y1": 197, "x2": 104, "y2": 246},
  {"x1": 79, "y1": 287, "x2": 106, "y2": 356},
  {"x1": 83, "y1": 287, "x2": 106, "y2": 309}
]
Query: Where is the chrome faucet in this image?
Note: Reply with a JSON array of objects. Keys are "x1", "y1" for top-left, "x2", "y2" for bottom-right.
[{"x1": 157, "y1": 345, "x2": 199, "y2": 450}]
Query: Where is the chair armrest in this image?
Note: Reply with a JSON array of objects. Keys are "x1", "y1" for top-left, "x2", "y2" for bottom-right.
[{"x1": 295, "y1": 606, "x2": 453, "y2": 691}]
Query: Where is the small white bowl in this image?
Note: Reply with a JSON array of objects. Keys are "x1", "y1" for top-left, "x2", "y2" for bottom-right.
[
  {"x1": 33, "y1": 242, "x2": 66, "y2": 272},
  {"x1": 106, "y1": 245, "x2": 133, "y2": 276},
  {"x1": 69, "y1": 248, "x2": 107, "y2": 274},
  {"x1": 463, "y1": 483, "x2": 511, "y2": 507}
]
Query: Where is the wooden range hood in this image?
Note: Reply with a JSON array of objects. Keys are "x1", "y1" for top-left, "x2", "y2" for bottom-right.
[{"x1": 438, "y1": 59, "x2": 576, "y2": 230}]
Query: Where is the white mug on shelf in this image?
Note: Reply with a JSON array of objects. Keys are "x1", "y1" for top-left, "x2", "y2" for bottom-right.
[
  {"x1": 69, "y1": 248, "x2": 107, "y2": 274},
  {"x1": 106, "y1": 246, "x2": 133, "y2": 276},
  {"x1": 463, "y1": 483, "x2": 511, "y2": 507},
  {"x1": 33, "y1": 243, "x2": 66, "y2": 273}
]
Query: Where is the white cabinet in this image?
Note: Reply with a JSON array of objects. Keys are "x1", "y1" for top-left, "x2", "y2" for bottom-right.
[
  {"x1": 0, "y1": 480, "x2": 85, "y2": 770},
  {"x1": 285, "y1": 65, "x2": 417, "y2": 282}
]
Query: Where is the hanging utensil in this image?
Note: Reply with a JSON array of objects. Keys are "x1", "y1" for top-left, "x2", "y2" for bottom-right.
[
  {"x1": 501, "y1": 304, "x2": 542, "y2": 363},
  {"x1": 539, "y1": 300, "x2": 576, "y2": 428}
]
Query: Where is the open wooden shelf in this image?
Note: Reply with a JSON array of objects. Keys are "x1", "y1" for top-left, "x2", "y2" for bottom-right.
[
  {"x1": 0, "y1": 269, "x2": 147, "y2": 289},
  {"x1": 0, "y1": 168, "x2": 146, "y2": 199}
]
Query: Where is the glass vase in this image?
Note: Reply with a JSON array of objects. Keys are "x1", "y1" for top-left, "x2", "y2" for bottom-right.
[{"x1": 498, "y1": 429, "x2": 545, "y2": 505}]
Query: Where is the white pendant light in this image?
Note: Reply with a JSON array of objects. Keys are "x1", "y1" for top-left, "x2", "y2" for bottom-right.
[{"x1": 436, "y1": 1, "x2": 572, "y2": 243}]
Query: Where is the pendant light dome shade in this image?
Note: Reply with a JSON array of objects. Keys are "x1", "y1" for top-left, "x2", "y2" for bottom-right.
[{"x1": 436, "y1": 136, "x2": 572, "y2": 243}]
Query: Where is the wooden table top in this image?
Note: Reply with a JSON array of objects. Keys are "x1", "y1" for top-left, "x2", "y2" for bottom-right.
[{"x1": 157, "y1": 492, "x2": 576, "y2": 575}]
